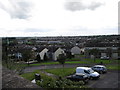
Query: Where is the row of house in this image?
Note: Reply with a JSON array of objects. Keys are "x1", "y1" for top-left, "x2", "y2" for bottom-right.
[
  {"x1": 7, "y1": 45, "x2": 120, "y2": 61},
  {"x1": 36, "y1": 46, "x2": 82, "y2": 61},
  {"x1": 84, "y1": 47, "x2": 119, "y2": 59},
  {"x1": 7, "y1": 46, "x2": 82, "y2": 61}
]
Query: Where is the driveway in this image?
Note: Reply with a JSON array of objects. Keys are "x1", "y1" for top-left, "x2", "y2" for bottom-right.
[{"x1": 86, "y1": 70, "x2": 119, "y2": 88}]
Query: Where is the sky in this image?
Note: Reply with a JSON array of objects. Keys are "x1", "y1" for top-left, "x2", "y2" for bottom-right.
[{"x1": 0, "y1": 0, "x2": 119, "y2": 37}]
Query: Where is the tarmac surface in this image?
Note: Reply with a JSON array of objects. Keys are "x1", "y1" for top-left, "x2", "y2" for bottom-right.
[{"x1": 86, "y1": 70, "x2": 119, "y2": 88}]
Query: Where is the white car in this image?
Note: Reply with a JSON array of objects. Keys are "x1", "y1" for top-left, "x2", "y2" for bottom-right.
[
  {"x1": 76, "y1": 67, "x2": 100, "y2": 79},
  {"x1": 26, "y1": 60, "x2": 37, "y2": 64}
]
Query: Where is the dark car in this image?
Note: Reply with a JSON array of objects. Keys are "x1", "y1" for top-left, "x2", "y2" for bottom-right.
[
  {"x1": 91, "y1": 65, "x2": 107, "y2": 74},
  {"x1": 66, "y1": 73, "x2": 89, "y2": 84}
]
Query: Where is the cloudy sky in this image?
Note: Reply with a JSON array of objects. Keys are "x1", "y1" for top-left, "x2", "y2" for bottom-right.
[{"x1": 0, "y1": 0, "x2": 119, "y2": 37}]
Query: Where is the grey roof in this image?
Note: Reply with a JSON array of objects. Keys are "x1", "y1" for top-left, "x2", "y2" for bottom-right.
[
  {"x1": 47, "y1": 47, "x2": 59, "y2": 52},
  {"x1": 36, "y1": 47, "x2": 47, "y2": 52}
]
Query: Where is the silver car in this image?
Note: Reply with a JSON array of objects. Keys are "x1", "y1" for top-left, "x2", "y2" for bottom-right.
[{"x1": 91, "y1": 65, "x2": 107, "y2": 74}]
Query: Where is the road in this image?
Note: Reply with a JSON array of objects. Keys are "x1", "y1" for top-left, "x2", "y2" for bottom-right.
[
  {"x1": 86, "y1": 70, "x2": 119, "y2": 88},
  {"x1": 23, "y1": 63, "x2": 95, "y2": 73}
]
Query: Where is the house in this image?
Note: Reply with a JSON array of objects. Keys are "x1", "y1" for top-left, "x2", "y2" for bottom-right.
[
  {"x1": 37, "y1": 47, "x2": 48, "y2": 60},
  {"x1": 84, "y1": 47, "x2": 119, "y2": 59},
  {"x1": 48, "y1": 47, "x2": 65, "y2": 61},
  {"x1": 71, "y1": 46, "x2": 81, "y2": 55}
]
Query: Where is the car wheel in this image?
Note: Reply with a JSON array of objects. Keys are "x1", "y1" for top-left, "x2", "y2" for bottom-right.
[
  {"x1": 84, "y1": 79, "x2": 89, "y2": 84},
  {"x1": 100, "y1": 71, "x2": 103, "y2": 74},
  {"x1": 90, "y1": 76, "x2": 93, "y2": 80}
]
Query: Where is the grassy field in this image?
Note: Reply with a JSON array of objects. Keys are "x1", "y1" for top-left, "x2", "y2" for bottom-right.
[
  {"x1": 28, "y1": 60, "x2": 90, "y2": 67},
  {"x1": 83, "y1": 58, "x2": 119, "y2": 64},
  {"x1": 20, "y1": 70, "x2": 55, "y2": 81},
  {"x1": 20, "y1": 68, "x2": 75, "y2": 81},
  {"x1": 106, "y1": 65, "x2": 120, "y2": 70},
  {"x1": 45, "y1": 68, "x2": 76, "y2": 77}
]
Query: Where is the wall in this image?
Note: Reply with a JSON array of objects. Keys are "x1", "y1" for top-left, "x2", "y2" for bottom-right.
[{"x1": 39, "y1": 48, "x2": 48, "y2": 60}]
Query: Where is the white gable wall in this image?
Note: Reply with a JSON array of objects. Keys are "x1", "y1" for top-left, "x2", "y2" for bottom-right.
[
  {"x1": 112, "y1": 53, "x2": 118, "y2": 59},
  {"x1": 101, "y1": 53, "x2": 107, "y2": 57},
  {"x1": 39, "y1": 48, "x2": 48, "y2": 60},
  {"x1": 54, "y1": 48, "x2": 65, "y2": 61},
  {"x1": 71, "y1": 46, "x2": 81, "y2": 55}
]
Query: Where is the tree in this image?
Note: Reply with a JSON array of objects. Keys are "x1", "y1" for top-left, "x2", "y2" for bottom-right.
[
  {"x1": 106, "y1": 48, "x2": 112, "y2": 62},
  {"x1": 22, "y1": 49, "x2": 35, "y2": 66},
  {"x1": 106, "y1": 48, "x2": 112, "y2": 58},
  {"x1": 89, "y1": 48, "x2": 100, "y2": 62},
  {"x1": 66, "y1": 51, "x2": 73, "y2": 59},
  {"x1": 36, "y1": 54, "x2": 41, "y2": 62},
  {"x1": 43, "y1": 53, "x2": 49, "y2": 61},
  {"x1": 57, "y1": 53, "x2": 66, "y2": 68}
]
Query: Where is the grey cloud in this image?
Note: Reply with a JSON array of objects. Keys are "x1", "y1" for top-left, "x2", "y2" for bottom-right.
[
  {"x1": 65, "y1": 0, "x2": 104, "y2": 11},
  {"x1": 88, "y1": 2, "x2": 103, "y2": 10},
  {"x1": 0, "y1": 0, "x2": 32, "y2": 19}
]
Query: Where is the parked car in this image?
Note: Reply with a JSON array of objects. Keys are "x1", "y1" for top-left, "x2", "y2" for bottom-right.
[
  {"x1": 66, "y1": 73, "x2": 89, "y2": 83},
  {"x1": 100, "y1": 56, "x2": 110, "y2": 60},
  {"x1": 26, "y1": 59, "x2": 37, "y2": 64},
  {"x1": 91, "y1": 65, "x2": 107, "y2": 74},
  {"x1": 76, "y1": 67, "x2": 100, "y2": 79}
]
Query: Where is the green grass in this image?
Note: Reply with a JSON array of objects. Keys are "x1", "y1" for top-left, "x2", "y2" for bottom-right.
[
  {"x1": 106, "y1": 65, "x2": 120, "y2": 70},
  {"x1": 65, "y1": 61, "x2": 89, "y2": 64},
  {"x1": 66, "y1": 58, "x2": 80, "y2": 61},
  {"x1": 20, "y1": 70, "x2": 55, "y2": 81},
  {"x1": 30, "y1": 62, "x2": 59, "y2": 66},
  {"x1": 45, "y1": 68, "x2": 76, "y2": 77},
  {"x1": 28, "y1": 61, "x2": 89, "y2": 67},
  {"x1": 84, "y1": 58, "x2": 119, "y2": 64}
]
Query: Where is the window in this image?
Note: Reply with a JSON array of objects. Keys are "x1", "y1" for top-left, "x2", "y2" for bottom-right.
[{"x1": 84, "y1": 70, "x2": 90, "y2": 74}]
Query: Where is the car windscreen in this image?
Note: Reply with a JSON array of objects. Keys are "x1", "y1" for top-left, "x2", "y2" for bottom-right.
[{"x1": 87, "y1": 69, "x2": 94, "y2": 73}]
